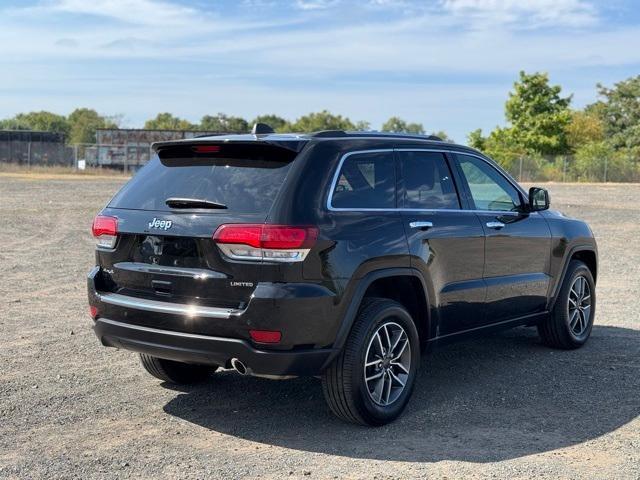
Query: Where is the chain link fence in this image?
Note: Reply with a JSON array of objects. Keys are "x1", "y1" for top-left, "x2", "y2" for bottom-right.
[
  {"x1": 2, "y1": 132, "x2": 639, "y2": 182},
  {"x1": 503, "y1": 155, "x2": 640, "y2": 183}
]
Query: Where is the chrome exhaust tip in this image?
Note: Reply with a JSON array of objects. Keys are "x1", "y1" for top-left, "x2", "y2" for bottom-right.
[{"x1": 230, "y1": 358, "x2": 248, "y2": 375}]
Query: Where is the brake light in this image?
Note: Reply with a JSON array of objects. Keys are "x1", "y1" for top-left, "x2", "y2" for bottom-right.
[
  {"x1": 249, "y1": 329, "x2": 282, "y2": 344},
  {"x1": 213, "y1": 224, "x2": 318, "y2": 262},
  {"x1": 193, "y1": 145, "x2": 221, "y2": 153},
  {"x1": 89, "y1": 305, "x2": 98, "y2": 319},
  {"x1": 91, "y1": 215, "x2": 118, "y2": 249}
]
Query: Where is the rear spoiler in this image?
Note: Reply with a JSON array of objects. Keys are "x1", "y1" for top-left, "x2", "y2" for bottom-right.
[{"x1": 152, "y1": 135, "x2": 308, "y2": 154}]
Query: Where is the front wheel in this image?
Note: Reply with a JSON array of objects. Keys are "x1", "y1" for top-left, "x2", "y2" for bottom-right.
[
  {"x1": 321, "y1": 298, "x2": 420, "y2": 426},
  {"x1": 538, "y1": 260, "x2": 596, "y2": 349}
]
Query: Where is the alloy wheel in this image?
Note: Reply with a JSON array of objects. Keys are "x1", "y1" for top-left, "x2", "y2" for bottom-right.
[
  {"x1": 363, "y1": 321, "x2": 412, "y2": 406},
  {"x1": 568, "y1": 275, "x2": 592, "y2": 336}
]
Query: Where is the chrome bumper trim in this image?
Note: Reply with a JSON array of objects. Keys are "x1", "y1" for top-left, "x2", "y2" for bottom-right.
[{"x1": 97, "y1": 292, "x2": 243, "y2": 319}]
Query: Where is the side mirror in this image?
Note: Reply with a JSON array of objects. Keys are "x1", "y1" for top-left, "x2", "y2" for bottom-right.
[{"x1": 528, "y1": 187, "x2": 550, "y2": 212}]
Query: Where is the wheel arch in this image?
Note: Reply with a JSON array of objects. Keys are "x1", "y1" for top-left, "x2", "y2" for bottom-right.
[
  {"x1": 324, "y1": 268, "x2": 432, "y2": 369},
  {"x1": 549, "y1": 245, "x2": 598, "y2": 311}
]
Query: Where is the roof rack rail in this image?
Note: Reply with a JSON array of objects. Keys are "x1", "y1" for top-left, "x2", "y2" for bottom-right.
[
  {"x1": 311, "y1": 130, "x2": 347, "y2": 137},
  {"x1": 310, "y1": 130, "x2": 445, "y2": 141}
]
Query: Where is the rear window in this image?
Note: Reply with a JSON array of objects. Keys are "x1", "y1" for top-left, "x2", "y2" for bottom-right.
[{"x1": 109, "y1": 143, "x2": 296, "y2": 214}]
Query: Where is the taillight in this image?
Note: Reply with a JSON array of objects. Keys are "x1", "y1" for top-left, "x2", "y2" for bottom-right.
[
  {"x1": 92, "y1": 215, "x2": 118, "y2": 249},
  {"x1": 89, "y1": 305, "x2": 98, "y2": 319},
  {"x1": 213, "y1": 224, "x2": 318, "y2": 262}
]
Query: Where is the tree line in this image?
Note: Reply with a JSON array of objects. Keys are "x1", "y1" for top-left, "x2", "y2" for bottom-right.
[
  {"x1": 468, "y1": 72, "x2": 640, "y2": 182},
  {"x1": 0, "y1": 109, "x2": 447, "y2": 144},
  {"x1": 1, "y1": 72, "x2": 638, "y2": 181}
]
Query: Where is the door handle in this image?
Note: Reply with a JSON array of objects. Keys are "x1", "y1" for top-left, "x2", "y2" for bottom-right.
[
  {"x1": 486, "y1": 221, "x2": 505, "y2": 229},
  {"x1": 409, "y1": 221, "x2": 434, "y2": 230}
]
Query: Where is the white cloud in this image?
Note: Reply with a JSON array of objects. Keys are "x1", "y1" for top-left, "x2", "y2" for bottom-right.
[
  {"x1": 0, "y1": 0, "x2": 635, "y2": 142},
  {"x1": 25, "y1": 0, "x2": 200, "y2": 27},
  {"x1": 441, "y1": 0, "x2": 598, "y2": 28},
  {"x1": 295, "y1": 0, "x2": 340, "y2": 10}
]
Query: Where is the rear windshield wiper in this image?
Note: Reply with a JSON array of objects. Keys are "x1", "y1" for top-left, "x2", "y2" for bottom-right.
[{"x1": 165, "y1": 197, "x2": 228, "y2": 209}]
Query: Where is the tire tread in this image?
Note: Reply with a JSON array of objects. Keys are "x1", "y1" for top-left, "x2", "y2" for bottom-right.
[
  {"x1": 322, "y1": 297, "x2": 407, "y2": 425},
  {"x1": 139, "y1": 353, "x2": 211, "y2": 384},
  {"x1": 538, "y1": 260, "x2": 594, "y2": 350}
]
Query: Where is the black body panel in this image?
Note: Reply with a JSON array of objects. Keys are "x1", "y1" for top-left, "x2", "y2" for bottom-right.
[{"x1": 88, "y1": 133, "x2": 598, "y2": 376}]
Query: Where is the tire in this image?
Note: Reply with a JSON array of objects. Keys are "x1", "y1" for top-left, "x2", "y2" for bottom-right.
[
  {"x1": 139, "y1": 354, "x2": 212, "y2": 384},
  {"x1": 538, "y1": 260, "x2": 596, "y2": 349},
  {"x1": 321, "y1": 298, "x2": 420, "y2": 426}
]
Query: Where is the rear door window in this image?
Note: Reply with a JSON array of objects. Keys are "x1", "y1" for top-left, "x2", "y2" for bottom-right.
[
  {"x1": 109, "y1": 144, "x2": 296, "y2": 214},
  {"x1": 398, "y1": 151, "x2": 459, "y2": 209},
  {"x1": 330, "y1": 151, "x2": 396, "y2": 209}
]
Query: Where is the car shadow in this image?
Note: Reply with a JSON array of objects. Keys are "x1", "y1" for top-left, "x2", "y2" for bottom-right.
[{"x1": 162, "y1": 325, "x2": 640, "y2": 463}]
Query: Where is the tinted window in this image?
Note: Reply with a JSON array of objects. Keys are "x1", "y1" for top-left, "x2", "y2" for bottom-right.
[
  {"x1": 331, "y1": 151, "x2": 396, "y2": 209},
  {"x1": 109, "y1": 145, "x2": 294, "y2": 214},
  {"x1": 457, "y1": 154, "x2": 521, "y2": 211},
  {"x1": 399, "y1": 151, "x2": 459, "y2": 209}
]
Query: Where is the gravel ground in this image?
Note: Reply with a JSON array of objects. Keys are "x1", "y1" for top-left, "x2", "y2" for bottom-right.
[{"x1": 0, "y1": 174, "x2": 638, "y2": 479}]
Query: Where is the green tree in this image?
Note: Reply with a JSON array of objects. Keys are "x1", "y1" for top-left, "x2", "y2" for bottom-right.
[
  {"x1": 354, "y1": 120, "x2": 371, "y2": 131},
  {"x1": 144, "y1": 113, "x2": 194, "y2": 130},
  {"x1": 251, "y1": 114, "x2": 288, "y2": 132},
  {"x1": 289, "y1": 110, "x2": 355, "y2": 132},
  {"x1": 0, "y1": 116, "x2": 31, "y2": 130},
  {"x1": 430, "y1": 130, "x2": 454, "y2": 143},
  {"x1": 67, "y1": 108, "x2": 117, "y2": 144},
  {"x1": 504, "y1": 71, "x2": 572, "y2": 155},
  {"x1": 565, "y1": 110, "x2": 605, "y2": 151},
  {"x1": 381, "y1": 116, "x2": 424, "y2": 134},
  {"x1": 200, "y1": 113, "x2": 248, "y2": 133},
  {"x1": 467, "y1": 128, "x2": 486, "y2": 150},
  {"x1": 483, "y1": 127, "x2": 528, "y2": 171},
  {"x1": 1, "y1": 111, "x2": 70, "y2": 137},
  {"x1": 588, "y1": 75, "x2": 640, "y2": 149}
]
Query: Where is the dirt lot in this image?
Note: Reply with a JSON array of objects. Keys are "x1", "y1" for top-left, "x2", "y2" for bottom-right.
[{"x1": 0, "y1": 174, "x2": 638, "y2": 479}]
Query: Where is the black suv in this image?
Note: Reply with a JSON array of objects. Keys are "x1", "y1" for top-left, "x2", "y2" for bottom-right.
[{"x1": 88, "y1": 126, "x2": 598, "y2": 426}]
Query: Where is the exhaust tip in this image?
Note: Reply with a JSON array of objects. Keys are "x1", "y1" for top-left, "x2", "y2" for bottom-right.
[{"x1": 230, "y1": 358, "x2": 247, "y2": 375}]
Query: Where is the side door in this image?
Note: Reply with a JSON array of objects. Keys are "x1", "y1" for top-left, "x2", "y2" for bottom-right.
[
  {"x1": 326, "y1": 149, "x2": 410, "y2": 280},
  {"x1": 453, "y1": 153, "x2": 552, "y2": 323},
  {"x1": 397, "y1": 149, "x2": 486, "y2": 336}
]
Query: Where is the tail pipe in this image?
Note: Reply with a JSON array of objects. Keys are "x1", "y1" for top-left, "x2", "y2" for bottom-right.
[{"x1": 230, "y1": 358, "x2": 249, "y2": 375}]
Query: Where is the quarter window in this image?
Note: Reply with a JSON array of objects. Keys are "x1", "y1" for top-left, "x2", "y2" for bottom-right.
[
  {"x1": 331, "y1": 151, "x2": 396, "y2": 209},
  {"x1": 399, "y1": 151, "x2": 459, "y2": 209},
  {"x1": 457, "y1": 154, "x2": 521, "y2": 212}
]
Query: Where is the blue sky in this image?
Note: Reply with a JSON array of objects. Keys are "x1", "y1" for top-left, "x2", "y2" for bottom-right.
[{"x1": 1, "y1": 0, "x2": 639, "y2": 142}]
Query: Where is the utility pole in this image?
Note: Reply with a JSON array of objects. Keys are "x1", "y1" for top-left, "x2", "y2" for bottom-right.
[{"x1": 518, "y1": 157, "x2": 524, "y2": 181}]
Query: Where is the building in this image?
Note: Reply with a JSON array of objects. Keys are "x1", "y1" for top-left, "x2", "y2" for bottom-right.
[
  {"x1": 0, "y1": 130, "x2": 68, "y2": 166},
  {"x1": 92, "y1": 128, "x2": 223, "y2": 169}
]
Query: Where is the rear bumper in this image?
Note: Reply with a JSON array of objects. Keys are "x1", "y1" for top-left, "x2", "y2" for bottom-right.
[
  {"x1": 94, "y1": 317, "x2": 334, "y2": 376},
  {"x1": 88, "y1": 266, "x2": 340, "y2": 376}
]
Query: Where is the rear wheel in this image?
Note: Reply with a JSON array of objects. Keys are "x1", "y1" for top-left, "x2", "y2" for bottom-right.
[
  {"x1": 538, "y1": 260, "x2": 596, "y2": 349},
  {"x1": 321, "y1": 298, "x2": 420, "y2": 426},
  {"x1": 139, "y1": 354, "x2": 213, "y2": 384}
]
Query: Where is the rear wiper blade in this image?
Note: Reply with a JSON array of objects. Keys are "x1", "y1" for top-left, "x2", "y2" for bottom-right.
[{"x1": 165, "y1": 197, "x2": 228, "y2": 209}]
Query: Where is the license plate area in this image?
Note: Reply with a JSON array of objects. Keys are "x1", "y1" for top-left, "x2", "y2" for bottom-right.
[{"x1": 133, "y1": 235, "x2": 204, "y2": 269}]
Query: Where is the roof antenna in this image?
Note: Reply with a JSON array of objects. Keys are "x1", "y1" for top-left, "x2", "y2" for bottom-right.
[{"x1": 252, "y1": 123, "x2": 275, "y2": 135}]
